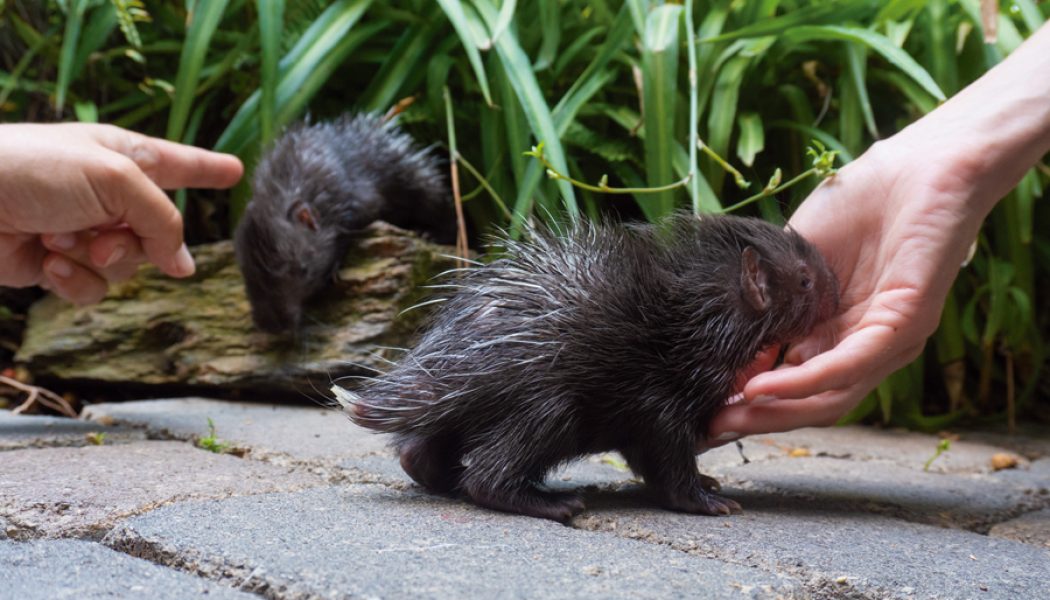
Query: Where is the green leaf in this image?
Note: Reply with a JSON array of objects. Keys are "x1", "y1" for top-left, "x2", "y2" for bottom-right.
[
  {"x1": 640, "y1": 3, "x2": 682, "y2": 219},
  {"x1": 214, "y1": 0, "x2": 377, "y2": 157},
  {"x1": 703, "y1": 1, "x2": 880, "y2": 43},
  {"x1": 735, "y1": 112, "x2": 764, "y2": 167},
  {"x1": 845, "y1": 42, "x2": 878, "y2": 140},
  {"x1": 434, "y1": 0, "x2": 493, "y2": 105},
  {"x1": 73, "y1": 99, "x2": 98, "y2": 122},
  {"x1": 359, "y1": 9, "x2": 442, "y2": 112},
  {"x1": 784, "y1": 25, "x2": 946, "y2": 101},
  {"x1": 55, "y1": 0, "x2": 91, "y2": 113},
  {"x1": 706, "y1": 53, "x2": 748, "y2": 192},
  {"x1": 473, "y1": 0, "x2": 578, "y2": 223},
  {"x1": 257, "y1": 0, "x2": 284, "y2": 147},
  {"x1": 167, "y1": 0, "x2": 230, "y2": 142}
]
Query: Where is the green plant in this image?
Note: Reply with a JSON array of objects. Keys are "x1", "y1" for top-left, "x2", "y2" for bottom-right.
[
  {"x1": 923, "y1": 438, "x2": 952, "y2": 472},
  {"x1": 197, "y1": 417, "x2": 229, "y2": 454}
]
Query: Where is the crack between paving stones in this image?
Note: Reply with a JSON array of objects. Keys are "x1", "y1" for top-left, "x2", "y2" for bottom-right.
[
  {"x1": 567, "y1": 516, "x2": 909, "y2": 600},
  {"x1": 102, "y1": 531, "x2": 299, "y2": 600}
]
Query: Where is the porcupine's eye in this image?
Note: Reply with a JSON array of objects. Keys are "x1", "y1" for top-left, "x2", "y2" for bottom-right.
[{"x1": 798, "y1": 265, "x2": 813, "y2": 291}]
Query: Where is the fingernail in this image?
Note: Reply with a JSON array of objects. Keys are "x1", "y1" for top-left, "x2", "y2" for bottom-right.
[
  {"x1": 50, "y1": 233, "x2": 76, "y2": 251},
  {"x1": 102, "y1": 245, "x2": 127, "y2": 268},
  {"x1": 752, "y1": 394, "x2": 778, "y2": 405},
  {"x1": 726, "y1": 392, "x2": 745, "y2": 405},
  {"x1": 172, "y1": 244, "x2": 195, "y2": 277},
  {"x1": 48, "y1": 256, "x2": 74, "y2": 278},
  {"x1": 713, "y1": 431, "x2": 740, "y2": 442}
]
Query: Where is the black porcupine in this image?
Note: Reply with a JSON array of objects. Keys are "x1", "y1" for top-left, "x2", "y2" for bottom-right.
[
  {"x1": 235, "y1": 113, "x2": 455, "y2": 333},
  {"x1": 334, "y1": 212, "x2": 839, "y2": 522}
]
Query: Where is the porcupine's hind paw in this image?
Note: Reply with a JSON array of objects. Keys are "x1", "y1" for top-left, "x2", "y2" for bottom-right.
[
  {"x1": 465, "y1": 483, "x2": 585, "y2": 524},
  {"x1": 398, "y1": 434, "x2": 463, "y2": 494}
]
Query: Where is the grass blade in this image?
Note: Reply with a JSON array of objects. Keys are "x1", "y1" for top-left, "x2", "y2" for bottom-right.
[
  {"x1": 214, "y1": 0, "x2": 376, "y2": 157},
  {"x1": 473, "y1": 0, "x2": 578, "y2": 222},
  {"x1": 359, "y1": 8, "x2": 442, "y2": 113},
  {"x1": 434, "y1": 0, "x2": 493, "y2": 105},
  {"x1": 785, "y1": 25, "x2": 946, "y2": 101},
  {"x1": 167, "y1": 0, "x2": 230, "y2": 141},
  {"x1": 735, "y1": 111, "x2": 764, "y2": 167},
  {"x1": 257, "y1": 0, "x2": 284, "y2": 147},
  {"x1": 641, "y1": 3, "x2": 682, "y2": 219},
  {"x1": 845, "y1": 42, "x2": 878, "y2": 139},
  {"x1": 55, "y1": 0, "x2": 90, "y2": 113},
  {"x1": 705, "y1": 53, "x2": 748, "y2": 193}
]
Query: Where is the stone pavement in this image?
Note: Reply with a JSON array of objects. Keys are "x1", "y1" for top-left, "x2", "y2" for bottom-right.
[{"x1": 1, "y1": 399, "x2": 1048, "y2": 599}]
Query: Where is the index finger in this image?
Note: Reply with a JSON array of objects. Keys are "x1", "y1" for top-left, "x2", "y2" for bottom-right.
[{"x1": 90, "y1": 125, "x2": 243, "y2": 190}]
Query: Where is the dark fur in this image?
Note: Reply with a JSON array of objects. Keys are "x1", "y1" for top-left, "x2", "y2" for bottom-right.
[
  {"x1": 235, "y1": 113, "x2": 455, "y2": 333},
  {"x1": 337, "y1": 213, "x2": 838, "y2": 522}
]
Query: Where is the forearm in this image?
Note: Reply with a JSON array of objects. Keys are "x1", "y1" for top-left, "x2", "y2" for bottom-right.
[{"x1": 903, "y1": 21, "x2": 1050, "y2": 217}]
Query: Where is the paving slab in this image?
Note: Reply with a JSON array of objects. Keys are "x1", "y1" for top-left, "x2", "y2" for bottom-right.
[
  {"x1": 105, "y1": 485, "x2": 801, "y2": 599},
  {"x1": 703, "y1": 426, "x2": 1030, "y2": 475},
  {"x1": 0, "y1": 409, "x2": 144, "y2": 450},
  {"x1": 0, "y1": 441, "x2": 324, "y2": 538},
  {"x1": 0, "y1": 538, "x2": 257, "y2": 599},
  {"x1": 718, "y1": 456, "x2": 1048, "y2": 531},
  {"x1": 989, "y1": 508, "x2": 1050, "y2": 549},
  {"x1": 574, "y1": 491, "x2": 1050, "y2": 600},
  {"x1": 83, "y1": 398, "x2": 388, "y2": 463}
]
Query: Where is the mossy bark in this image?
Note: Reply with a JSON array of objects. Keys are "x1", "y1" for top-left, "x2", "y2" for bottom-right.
[{"x1": 15, "y1": 222, "x2": 458, "y2": 395}]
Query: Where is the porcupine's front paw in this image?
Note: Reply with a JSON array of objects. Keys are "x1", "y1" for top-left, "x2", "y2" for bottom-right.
[{"x1": 663, "y1": 483, "x2": 741, "y2": 516}]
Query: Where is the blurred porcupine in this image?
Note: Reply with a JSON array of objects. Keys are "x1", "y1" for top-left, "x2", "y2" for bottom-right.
[
  {"x1": 333, "y1": 212, "x2": 839, "y2": 522},
  {"x1": 235, "y1": 113, "x2": 455, "y2": 333}
]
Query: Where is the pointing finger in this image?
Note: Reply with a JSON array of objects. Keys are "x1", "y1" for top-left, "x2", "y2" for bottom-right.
[{"x1": 87, "y1": 124, "x2": 243, "y2": 190}]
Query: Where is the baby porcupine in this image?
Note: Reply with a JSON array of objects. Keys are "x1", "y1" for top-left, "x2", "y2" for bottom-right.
[
  {"x1": 235, "y1": 113, "x2": 455, "y2": 333},
  {"x1": 334, "y1": 212, "x2": 839, "y2": 522}
]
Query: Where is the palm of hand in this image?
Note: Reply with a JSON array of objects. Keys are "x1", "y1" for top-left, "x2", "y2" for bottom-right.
[{"x1": 709, "y1": 143, "x2": 981, "y2": 437}]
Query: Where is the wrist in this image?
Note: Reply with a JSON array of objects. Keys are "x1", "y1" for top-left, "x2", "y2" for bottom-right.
[{"x1": 908, "y1": 22, "x2": 1050, "y2": 218}]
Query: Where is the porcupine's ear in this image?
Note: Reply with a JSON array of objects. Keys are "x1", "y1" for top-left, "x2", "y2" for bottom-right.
[
  {"x1": 288, "y1": 200, "x2": 319, "y2": 231},
  {"x1": 741, "y1": 246, "x2": 771, "y2": 312}
]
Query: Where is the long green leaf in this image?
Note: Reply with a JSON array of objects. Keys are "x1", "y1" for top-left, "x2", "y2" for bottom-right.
[
  {"x1": 784, "y1": 25, "x2": 946, "y2": 101},
  {"x1": 735, "y1": 112, "x2": 764, "y2": 167},
  {"x1": 641, "y1": 3, "x2": 682, "y2": 219},
  {"x1": 257, "y1": 0, "x2": 284, "y2": 147},
  {"x1": 845, "y1": 42, "x2": 878, "y2": 140},
  {"x1": 214, "y1": 0, "x2": 376, "y2": 156},
  {"x1": 473, "y1": 0, "x2": 577, "y2": 223},
  {"x1": 704, "y1": 1, "x2": 879, "y2": 42},
  {"x1": 359, "y1": 8, "x2": 442, "y2": 112},
  {"x1": 55, "y1": 0, "x2": 90, "y2": 113},
  {"x1": 706, "y1": 53, "x2": 748, "y2": 193},
  {"x1": 434, "y1": 0, "x2": 493, "y2": 105},
  {"x1": 167, "y1": 0, "x2": 230, "y2": 141}
]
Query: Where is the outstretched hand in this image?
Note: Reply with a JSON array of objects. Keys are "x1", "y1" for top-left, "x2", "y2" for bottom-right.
[
  {"x1": 707, "y1": 138, "x2": 984, "y2": 443},
  {"x1": 0, "y1": 123, "x2": 242, "y2": 304}
]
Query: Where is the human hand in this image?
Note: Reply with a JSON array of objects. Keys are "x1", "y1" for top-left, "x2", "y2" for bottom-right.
[
  {"x1": 707, "y1": 137, "x2": 983, "y2": 443},
  {"x1": 0, "y1": 123, "x2": 242, "y2": 304},
  {"x1": 706, "y1": 21, "x2": 1050, "y2": 445}
]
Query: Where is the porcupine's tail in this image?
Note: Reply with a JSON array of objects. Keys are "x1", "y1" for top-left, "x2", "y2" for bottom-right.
[{"x1": 331, "y1": 383, "x2": 429, "y2": 434}]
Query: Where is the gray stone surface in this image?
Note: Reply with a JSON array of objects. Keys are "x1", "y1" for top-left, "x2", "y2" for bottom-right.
[
  {"x1": 106, "y1": 485, "x2": 800, "y2": 599},
  {"x1": 0, "y1": 441, "x2": 323, "y2": 538},
  {"x1": 719, "y1": 456, "x2": 1047, "y2": 530},
  {"x1": 990, "y1": 508, "x2": 1050, "y2": 549},
  {"x1": 574, "y1": 494, "x2": 1050, "y2": 600},
  {"x1": 83, "y1": 397, "x2": 388, "y2": 462},
  {"x1": 0, "y1": 538, "x2": 256, "y2": 599},
  {"x1": 0, "y1": 409, "x2": 144, "y2": 450},
  {"x1": 708, "y1": 426, "x2": 1028, "y2": 475}
]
